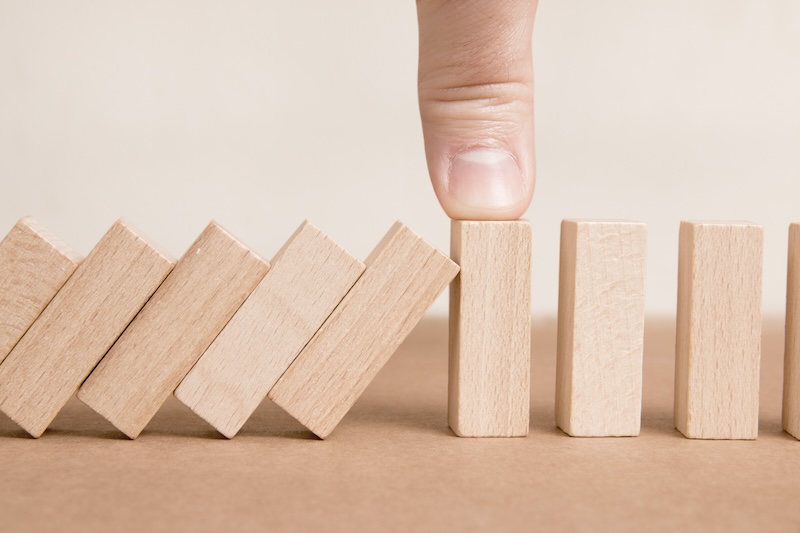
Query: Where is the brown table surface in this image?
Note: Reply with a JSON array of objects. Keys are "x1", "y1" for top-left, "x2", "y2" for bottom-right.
[{"x1": 1, "y1": 317, "x2": 799, "y2": 532}]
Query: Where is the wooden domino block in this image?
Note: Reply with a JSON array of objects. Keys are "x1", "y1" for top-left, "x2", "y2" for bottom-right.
[
  {"x1": 448, "y1": 220, "x2": 531, "y2": 437},
  {"x1": 784, "y1": 223, "x2": 800, "y2": 440},
  {"x1": 555, "y1": 220, "x2": 647, "y2": 437},
  {"x1": 175, "y1": 221, "x2": 365, "y2": 438},
  {"x1": 268, "y1": 222, "x2": 458, "y2": 439},
  {"x1": 0, "y1": 220, "x2": 174, "y2": 437},
  {"x1": 77, "y1": 222, "x2": 269, "y2": 439},
  {"x1": 674, "y1": 221, "x2": 763, "y2": 440},
  {"x1": 0, "y1": 217, "x2": 82, "y2": 364}
]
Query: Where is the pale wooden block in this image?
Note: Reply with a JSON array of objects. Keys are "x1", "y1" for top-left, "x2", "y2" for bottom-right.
[
  {"x1": 555, "y1": 220, "x2": 647, "y2": 437},
  {"x1": 174, "y1": 220, "x2": 365, "y2": 438},
  {"x1": 674, "y1": 221, "x2": 763, "y2": 440},
  {"x1": 0, "y1": 220, "x2": 174, "y2": 437},
  {"x1": 783, "y1": 223, "x2": 800, "y2": 440},
  {"x1": 0, "y1": 217, "x2": 83, "y2": 364},
  {"x1": 268, "y1": 222, "x2": 458, "y2": 439},
  {"x1": 78, "y1": 222, "x2": 269, "y2": 439},
  {"x1": 448, "y1": 220, "x2": 531, "y2": 438}
]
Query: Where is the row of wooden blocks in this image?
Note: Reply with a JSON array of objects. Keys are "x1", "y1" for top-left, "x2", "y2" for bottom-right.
[
  {"x1": 458, "y1": 219, "x2": 800, "y2": 441},
  {"x1": 0, "y1": 217, "x2": 457, "y2": 439},
  {"x1": 1, "y1": 217, "x2": 799, "y2": 441}
]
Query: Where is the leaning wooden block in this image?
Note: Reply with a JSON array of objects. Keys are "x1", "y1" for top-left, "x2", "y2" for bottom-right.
[
  {"x1": 0, "y1": 217, "x2": 83, "y2": 364},
  {"x1": 268, "y1": 222, "x2": 458, "y2": 439},
  {"x1": 783, "y1": 223, "x2": 800, "y2": 440},
  {"x1": 78, "y1": 222, "x2": 269, "y2": 439},
  {"x1": 449, "y1": 220, "x2": 532, "y2": 438},
  {"x1": 674, "y1": 221, "x2": 763, "y2": 440},
  {"x1": 175, "y1": 220, "x2": 364, "y2": 438},
  {"x1": 555, "y1": 220, "x2": 647, "y2": 437},
  {"x1": 0, "y1": 220, "x2": 174, "y2": 438}
]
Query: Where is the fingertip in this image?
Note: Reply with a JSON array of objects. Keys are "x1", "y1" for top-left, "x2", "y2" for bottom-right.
[{"x1": 430, "y1": 148, "x2": 534, "y2": 221}]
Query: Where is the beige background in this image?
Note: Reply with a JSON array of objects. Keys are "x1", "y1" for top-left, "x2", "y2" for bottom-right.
[{"x1": 1, "y1": 1, "x2": 798, "y2": 315}]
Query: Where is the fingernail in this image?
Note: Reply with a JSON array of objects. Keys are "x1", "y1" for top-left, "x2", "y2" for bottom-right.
[{"x1": 447, "y1": 149, "x2": 523, "y2": 210}]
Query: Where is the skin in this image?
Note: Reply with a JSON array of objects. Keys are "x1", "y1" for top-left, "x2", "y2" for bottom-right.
[{"x1": 417, "y1": 0, "x2": 537, "y2": 221}]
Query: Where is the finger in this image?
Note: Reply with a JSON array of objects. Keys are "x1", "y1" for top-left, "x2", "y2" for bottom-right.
[{"x1": 417, "y1": 0, "x2": 537, "y2": 220}]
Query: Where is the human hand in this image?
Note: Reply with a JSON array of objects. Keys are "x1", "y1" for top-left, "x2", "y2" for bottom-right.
[{"x1": 417, "y1": 0, "x2": 537, "y2": 221}]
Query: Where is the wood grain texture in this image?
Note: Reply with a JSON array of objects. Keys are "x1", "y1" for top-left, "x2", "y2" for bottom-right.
[
  {"x1": 78, "y1": 222, "x2": 269, "y2": 439},
  {"x1": 448, "y1": 220, "x2": 531, "y2": 437},
  {"x1": 0, "y1": 220, "x2": 174, "y2": 437},
  {"x1": 0, "y1": 217, "x2": 83, "y2": 364},
  {"x1": 175, "y1": 220, "x2": 364, "y2": 438},
  {"x1": 674, "y1": 221, "x2": 763, "y2": 440},
  {"x1": 783, "y1": 223, "x2": 800, "y2": 439},
  {"x1": 268, "y1": 222, "x2": 458, "y2": 439},
  {"x1": 555, "y1": 220, "x2": 647, "y2": 437}
]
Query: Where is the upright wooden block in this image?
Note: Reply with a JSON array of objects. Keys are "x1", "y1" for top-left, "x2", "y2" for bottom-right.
[
  {"x1": 783, "y1": 223, "x2": 800, "y2": 440},
  {"x1": 0, "y1": 220, "x2": 174, "y2": 437},
  {"x1": 448, "y1": 220, "x2": 531, "y2": 438},
  {"x1": 175, "y1": 221, "x2": 365, "y2": 438},
  {"x1": 0, "y1": 217, "x2": 82, "y2": 364},
  {"x1": 555, "y1": 220, "x2": 647, "y2": 437},
  {"x1": 674, "y1": 221, "x2": 763, "y2": 440},
  {"x1": 268, "y1": 222, "x2": 458, "y2": 439},
  {"x1": 77, "y1": 222, "x2": 269, "y2": 439}
]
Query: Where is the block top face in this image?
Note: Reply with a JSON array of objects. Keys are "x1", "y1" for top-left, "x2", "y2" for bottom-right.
[
  {"x1": 452, "y1": 219, "x2": 530, "y2": 228},
  {"x1": 364, "y1": 221, "x2": 405, "y2": 265},
  {"x1": 561, "y1": 220, "x2": 647, "y2": 242},
  {"x1": 366, "y1": 221, "x2": 457, "y2": 270},
  {"x1": 178, "y1": 220, "x2": 266, "y2": 264},
  {"x1": 681, "y1": 220, "x2": 761, "y2": 228},
  {"x1": 561, "y1": 220, "x2": 647, "y2": 240},
  {"x1": 562, "y1": 219, "x2": 645, "y2": 226},
  {"x1": 206, "y1": 219, "x2": 266, "y2": 259},
  {"x1": 1, "y1": 217, "x2": 83, "y2": 271},
  {"x1": 14, "y1": 217, "x2": 84, "y2": 264},
  {"x1": 680, "y1": 221, "x2": 763, "y2": 251},
  {"x1": 171, "y1": 220, "x2": 268, "y2": 273},
  {"x1": 272, "y1": 221, "x2": 362, "y2": 277},
  {"x1": 269, "y1": 220, "x2": 314, "y2": 264},
  {"x1": 451, "y1": 219, "x2": 531, "y2": 247},
  {"x1": 170, "y1": 220, "x2": 268, "y2": 276},
  {"x1": 112, "y1": 218, "x2": 176, "y2": 264}
]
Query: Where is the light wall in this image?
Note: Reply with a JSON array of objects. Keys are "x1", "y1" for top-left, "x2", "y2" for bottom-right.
[{"x1": 1, "y1": 1, "x2": 798, "y2": 316}]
